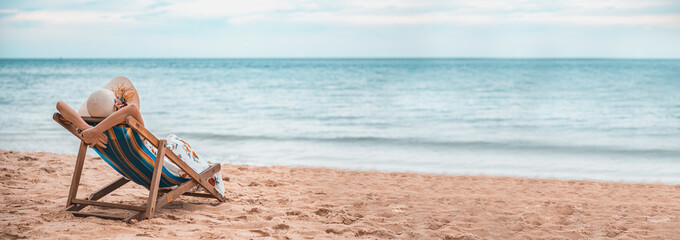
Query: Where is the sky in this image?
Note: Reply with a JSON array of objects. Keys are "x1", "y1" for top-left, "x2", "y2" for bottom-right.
[{"x1": 1, "y1": 0, "x2": 679, "y2": 58}]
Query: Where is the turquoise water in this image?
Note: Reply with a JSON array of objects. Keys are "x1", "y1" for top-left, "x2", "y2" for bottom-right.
[{"x1": 1, "y1": 59, "x2": 679, "y2": 183}]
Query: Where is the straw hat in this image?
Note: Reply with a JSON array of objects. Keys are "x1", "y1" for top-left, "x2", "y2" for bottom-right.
[{"x1": 77, "y1": 76, "x2": 140, "y2": 117}]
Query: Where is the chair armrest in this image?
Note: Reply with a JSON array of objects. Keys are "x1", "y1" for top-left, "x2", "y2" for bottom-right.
[{"x1": 53, "y1": 113, "x2": 84, "y2": 141}]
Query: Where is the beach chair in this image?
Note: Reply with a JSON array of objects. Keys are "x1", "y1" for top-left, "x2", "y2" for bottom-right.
[{"x1": 53, "y1": 113, "x2": 225, "y2": 222}]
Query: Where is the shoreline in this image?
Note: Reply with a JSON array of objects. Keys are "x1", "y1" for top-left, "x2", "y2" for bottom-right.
[{"x1": 2, "y1": 149, "x2": 679, "y2": 239}]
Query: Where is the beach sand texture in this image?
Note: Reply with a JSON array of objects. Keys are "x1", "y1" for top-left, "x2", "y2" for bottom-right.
[{"x1": 1, "y1": 149, "x2": 680, "y2": 239}]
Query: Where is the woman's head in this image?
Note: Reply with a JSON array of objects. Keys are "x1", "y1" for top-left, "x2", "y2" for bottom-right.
[{"x1": 77, "y1": 76, "x2": 140, "y2": 117}]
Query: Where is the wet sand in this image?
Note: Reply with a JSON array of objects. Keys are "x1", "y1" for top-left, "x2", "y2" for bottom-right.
[{"x1": 1, "y1": 149, "x2": 680, "y2": 239}]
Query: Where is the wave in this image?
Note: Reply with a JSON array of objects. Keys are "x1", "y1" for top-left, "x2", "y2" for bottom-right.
[{"x1": 174, "y1": 132, "x2": 680, "y2": 158}]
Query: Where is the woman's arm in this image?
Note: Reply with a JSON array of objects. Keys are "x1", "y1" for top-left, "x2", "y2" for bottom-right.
[
  {"x1": 56, "y1": 101, "x2": 108, "y2": 148},
  {"x1": 81, "y1": 103, "x2": 144, "y2": 145}
]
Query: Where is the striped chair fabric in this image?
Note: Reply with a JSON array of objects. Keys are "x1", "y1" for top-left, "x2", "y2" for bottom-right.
[{"x1": 93, "y1": 124, "x2": 189, "y2": 188}]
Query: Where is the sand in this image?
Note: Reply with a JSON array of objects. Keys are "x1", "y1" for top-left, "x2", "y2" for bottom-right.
[{"x1": 1, "y1": 149, "x2": 680, "y2": 239}]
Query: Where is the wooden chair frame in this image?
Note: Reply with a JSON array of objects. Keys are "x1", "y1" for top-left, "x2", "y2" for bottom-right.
[{"x1": 53, "y1": 113, "x2": 226, "y2": 222}]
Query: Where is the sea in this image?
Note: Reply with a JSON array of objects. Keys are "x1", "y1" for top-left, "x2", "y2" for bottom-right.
[{"x1": 1, "y1": 59, "x2": 678, "y2": 183}]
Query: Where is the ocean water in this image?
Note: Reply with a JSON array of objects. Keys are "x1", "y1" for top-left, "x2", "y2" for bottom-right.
[{"x1": 1, "y1": 59, "x2": 679, "y2": 183}]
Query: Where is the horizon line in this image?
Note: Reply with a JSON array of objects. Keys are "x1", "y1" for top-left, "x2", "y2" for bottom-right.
[{"x1": 1, "y1": 57, "x2": 680, "y2": 60}]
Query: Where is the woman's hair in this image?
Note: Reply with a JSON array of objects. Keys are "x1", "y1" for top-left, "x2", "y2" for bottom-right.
[{"x1": 113, "y1": 83, "x2": 136, "y2": 105}]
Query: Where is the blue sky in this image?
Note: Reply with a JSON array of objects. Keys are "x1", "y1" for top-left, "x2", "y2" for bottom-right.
[{"x1": 1, "y1": 0, "x2": 679, "y2": 58}]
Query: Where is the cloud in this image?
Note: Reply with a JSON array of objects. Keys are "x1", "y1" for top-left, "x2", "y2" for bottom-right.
[
  {"x1": 510, "y1": 13, "x2": 680, "y2": 27},
  {"x1": 1, "y1": 0, "x2": 679, "y2": 58},
  {"x1": 566, "y1": 0, "x2": 675, "y2": 11},
  {"x1": 2, "y1": 10, "x2": 135, "y2": 24},
  {"x1": 158, "y1": 0, "x2": 297, "y2": 18},
  {"x1": 281, "y1": 12, "x2": 497, "y2": 25},
  {"x1": 0, "y1": 0, "x2": 678, "y2": 27},
  {"x1": 0, "y1": 9, "x2": 20, "y2": 14}
]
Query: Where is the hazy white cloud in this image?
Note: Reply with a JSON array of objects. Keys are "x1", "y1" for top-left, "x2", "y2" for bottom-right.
[
  {"x1": 282, "y1": 12, "x2": 497, "y2": 25},
  {"x1": 349, "y1": 0, "x2": 432, "y2": 10},
  {"x1": 566, "y1": 0, "x2": 675, "y2": 10},
  {"x1": 158, "y1": 0, "x2": 297, "y2": 18},
  {"x1": 1, "y1": 0, "x2": 678, "y2": 27},
  {"x1": 3, "y1": 10, "x2": 135, "y2": 24},
  {"x1": 464, "y1": 0, "x2": 517, "y2": 12},
  {"x1": 1, "y1": 0, "x2": 679, "y2": 58},
  {"x1": 510, "y1": 13, "x2": 680, "y2": 27},
  {"x1": 0, "y1": 9, "x2": 20, "y2": 14}
]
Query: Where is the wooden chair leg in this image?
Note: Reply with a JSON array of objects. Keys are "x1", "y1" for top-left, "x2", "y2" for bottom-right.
[
  {"x1": 145, "y1": 139, "x2": 167, "y2": 219},
  {"x1": 158, "y1": 188, "x2": 217, "y2": 198},
  {"x1": 67, "y1": 177, "x2": 129, "y2": 212},
  {"x1": 88, "y1": 177, "x2": 129, "y2": 200},
  {"x1": 66, "y1": 141, "x2": 88, "y2": 208},
  {"x1": 154, "y1": 163, "x2": 222, "y2": 210}
]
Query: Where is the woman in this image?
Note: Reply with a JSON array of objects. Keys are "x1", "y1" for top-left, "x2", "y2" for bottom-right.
[{"x1": 56, "y1": 76, "x2": 225, "y2": 197}]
